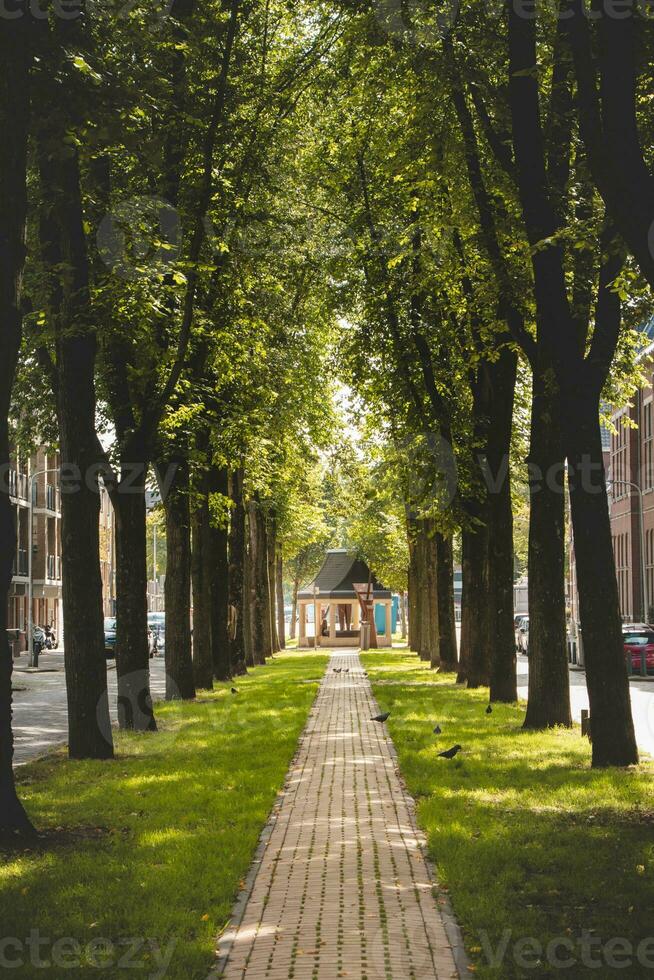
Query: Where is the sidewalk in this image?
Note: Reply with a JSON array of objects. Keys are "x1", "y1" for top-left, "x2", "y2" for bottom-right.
[
  {"x1": 215, "y1": 651, "x2": 463, "y2": 979},
  {"x1": 13, "y1": 649, "x2": 68, "y2": 673}
]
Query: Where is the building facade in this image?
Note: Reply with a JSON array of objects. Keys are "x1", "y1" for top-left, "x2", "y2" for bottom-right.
[
  {"x1": 7, "y1": 447, "x2": 116, "y2": 650},
  {"x1": 608, "y1": 368, "x2": 654, "y2": 623}
]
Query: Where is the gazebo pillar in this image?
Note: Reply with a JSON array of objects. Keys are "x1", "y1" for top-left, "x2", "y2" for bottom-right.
[
  {"x1": 352, "y1": 602, "x2": 360, "y2": 629},
  {"x1": 385, "y1": 601, "x2": 392, "y2": 646},
  {"x1": 299, "y1": 602, "x2": 307, "y2": 646},
  {"x1": 329, "y1": 603, "x2": 336, "y2": 641}
]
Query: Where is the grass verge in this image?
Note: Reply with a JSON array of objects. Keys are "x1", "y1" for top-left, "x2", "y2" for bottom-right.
[
  {"x1": 362, "y1": 650, "x2": 654, "y2": 979},
  {"x1": 1, "y1": 652, "x2": 327, "y2": 979}
]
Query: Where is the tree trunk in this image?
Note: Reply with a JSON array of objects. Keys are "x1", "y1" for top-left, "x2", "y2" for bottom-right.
[
  {"x1": 191, "y1": 493, "x2": 214, "y2": 691},
  {"x1": 486, "y1": 350, "x2": 518, "y2": 702},
  {"x1": 436, "y1": 534, "x2": 458, "y2": 672},
  {"x1": 426, "y1": 525, "x2": 441, "y2": 670},
  {"x1": 416, "y1": 523, "x2": 430, "y2": 661},
  {"x1": 460, "y1": 522, "x2": 491, "y2": 688},
  {"x1": 407, "y1": 523, "x2": 420, "y2": 654},
  {"x1": 523, "y1": 381, "x2": 572, "y2": 729},
  {"x1": 38, "y1": 42, "x2": 113, "y2": 760},
  {"x1": 0, "y1": 8, "x2": 36, "y2": 836},
  {"x1": 159, "y1": 454, "x2": 195, "y2": 700},
  {"x1": 400, "y1": 589, "x2": 408, "y2": 641},
  {"x1": 228, "y1": 467, "x2": 247, "y2": 675},
  {"x1": 567, "y1": 396, "x2": 638, "y2": 766},
  {"x1": 267, "y1": 513, "x2": 280, "y2": 653},
  {"x1": 276, "y1": 550, "x2": 286, "y2": 649},
  {"x1": 209, "y1": 464, "x2": 230, "y2": 681},
  {"x1": 243, "y1": 531, "x2": 255, "y2": 668},
  {"x1": 458, "y1": 531, "x2": 472, "y2": 683},
  {"x1": 289, "y1": 577, "x2": 299, "y2": 640},
  {"x1": 113, "y1": 472, "x2": 157, "y2": 731},
  {"x1": 247, "y1": 497, "x2": 272, "y2": 665}
]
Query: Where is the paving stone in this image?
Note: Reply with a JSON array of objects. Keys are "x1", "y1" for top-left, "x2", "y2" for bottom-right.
[{"x1": 217, "y1": 652, "x2": 460, "y2": 979}]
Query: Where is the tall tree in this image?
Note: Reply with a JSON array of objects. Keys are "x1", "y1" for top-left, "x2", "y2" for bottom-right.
[{"x1": 0, "y1": 7, "x2": 37, "y2": 836}]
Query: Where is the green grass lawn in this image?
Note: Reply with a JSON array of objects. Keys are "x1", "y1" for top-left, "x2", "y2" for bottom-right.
[
  {"x1": 1, "y1": 653, "x2": 326, "y2": 979},
  {"x1": 362, "y1": 650, "x2": 654, "y2": 979}
]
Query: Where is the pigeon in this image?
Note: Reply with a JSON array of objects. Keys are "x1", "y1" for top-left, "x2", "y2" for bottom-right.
[
  {"x1": 433, "y1": 724, "x2": 442, "y2": 735},
  {"x1": 343, "y1": 668, "x2": 349, "y2": 673},
  {"x1": 371, "y1": 712, "x2": 390, "y2": 723},
  {"x1": 231, "y1": 687, "x2": 239, "y2": 695},
  {"x1": 363, "y1": 672, "x2": 368, "y2": 677},
  {"x1": 333, "y1": 668, "x2": 342, "y2": 674},
  {"x1": 486, "y1": 704, "x2": 493, "y2": 715},
  {"x1": 437, "y1": 744, "x2": 462, "y2": 759}
]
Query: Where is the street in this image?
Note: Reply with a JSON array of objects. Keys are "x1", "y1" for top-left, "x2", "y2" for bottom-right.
[
  {"x1": 516, "y1": 654, "x2": 654, "y2": 757},
  {"x1": 10, "y1": 648, "x2": 654, "y2": 765},
  {"x1": 11, "y1": 654, "x2": 167, "y2": 765}
]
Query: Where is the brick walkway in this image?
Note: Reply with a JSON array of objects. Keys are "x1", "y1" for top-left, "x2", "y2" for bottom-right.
[{"x1": 215, "y1": 651, "x2": 460, "y2": 979}]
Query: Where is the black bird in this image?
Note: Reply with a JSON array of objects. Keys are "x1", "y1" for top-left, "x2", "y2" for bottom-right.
[
  {"x1": 486, "y1": 704, "x2": 493, "y2": 715},
  {"x1": 438, "y1": 744, "x2": 462, "y2": 759},
  {"x1": 433, "y1": 724, "x2": 442, "y2": 735},
  {"x1": 333, "y1": 668, "x2": 342, "y2": 674},
  {"x1": 371, "y1": 712, "x2": 390, "y2": 723},
  {"x1": 343, "y1": 668, "x2": 349, "y2": 673},
  {"x1": 231, "y1": 687, "x2": 239, "y2": 695}
]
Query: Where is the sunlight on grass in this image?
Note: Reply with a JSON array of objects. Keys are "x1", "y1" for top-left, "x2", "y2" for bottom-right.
[
  {"x1": 362, "y1": 651, "x2": 654, "y2": 980},
  {"x1": 1, "y1": 653, "x2": 326, "y2": 979}
]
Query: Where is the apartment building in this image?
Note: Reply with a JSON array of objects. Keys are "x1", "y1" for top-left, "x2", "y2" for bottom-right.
[
  {"x1": 605, "y1": 324, "x2": 654, "y2": 623},
  {"x1": 7, "y1": 447, "x2": 116, "y2": 651}
]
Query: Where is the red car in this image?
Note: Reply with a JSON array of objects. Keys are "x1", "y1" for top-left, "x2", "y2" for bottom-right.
[{"x1": 623, "y1": 631, "x2": 654, "y2": 675}]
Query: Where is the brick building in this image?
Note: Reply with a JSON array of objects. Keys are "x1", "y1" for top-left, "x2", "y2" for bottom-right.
[
  {"x1": 7, "y1": 447, "x2": 116, "y2": 650},
  {"x1": 608, "y1": 350, "x2": 654, "y2": 623}
]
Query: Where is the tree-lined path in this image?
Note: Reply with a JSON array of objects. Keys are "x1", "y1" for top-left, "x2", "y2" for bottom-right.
[{"x1": 216, "y1": 652, "x2": 462, "y2": 979}]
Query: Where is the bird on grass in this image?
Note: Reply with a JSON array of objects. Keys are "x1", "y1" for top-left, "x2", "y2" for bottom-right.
[
  {"x1": 371, "y1": 711, "x2": 390, "y2": 723},
  {"x1": 231, "y1": 687, "x2": 239, "y2": 695},
  {"x1": 437, "y1": 744, "x2": 462, "y2": 759},
  {"x1": 486, "y1": 704, "x2": 493, "y2": 715},
  {"x1": 433, "y1": 724, "x2": 442, "y2": 735}
]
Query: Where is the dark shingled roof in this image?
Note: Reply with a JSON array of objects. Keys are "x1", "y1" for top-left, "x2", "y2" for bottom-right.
[{"x1": 298, "y1": 549, "x2": 391, "y2": 600}]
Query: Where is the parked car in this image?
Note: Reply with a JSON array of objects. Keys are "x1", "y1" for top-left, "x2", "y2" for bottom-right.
[
  {"x1": 516, "y1": 615, "x2": 529, "y2": 655},
  {"x1": 104, "y1": 617, "x2": 117, "y2": 658},
  {"x1": 148, "y1": 612, "x2": 165, "y2": 654},
  {"x1": 623, "y1": 630, "x2": 654, "y2": 675}
]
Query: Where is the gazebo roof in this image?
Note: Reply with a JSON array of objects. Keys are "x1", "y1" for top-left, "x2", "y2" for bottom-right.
[{"x1": 298, "y1": 549, "x2": 391, "y2": 600}]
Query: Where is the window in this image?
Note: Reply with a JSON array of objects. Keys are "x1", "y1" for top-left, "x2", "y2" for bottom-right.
[
  {"x1": 613, "y1": 531, "x2": 631, "y2": 619},
  {"x1": 647, "y1": 528, "x2": 654, "y2": 621},
  {"x1": 611, "y1": 414, "x2": 628, "y2": 498},
  {"x1": 644, "y1": 400, "x2": 653, "y2": 491}
]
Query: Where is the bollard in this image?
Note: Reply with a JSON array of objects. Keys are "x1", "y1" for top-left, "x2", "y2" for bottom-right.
[{"x1": 581, "y1": 709, "x2": 592, "y2": 741}]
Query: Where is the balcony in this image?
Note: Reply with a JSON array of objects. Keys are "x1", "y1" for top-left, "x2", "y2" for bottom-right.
[
  {"x1": 12, "y1": 549, "x2": 28, "y2": 577},
  {"x1": 32, "y1": 482, "x2": 59, "y2": 512},
  {"x1": 8, "y1": 469, "x2": 28, "y2": 502},
  {"x1": 46, "y1": 554, "x2": 61, "y2": 581}
]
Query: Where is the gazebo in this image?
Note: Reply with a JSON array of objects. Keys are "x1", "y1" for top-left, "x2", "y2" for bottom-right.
[{"x1": 297, "y1": 549, "x2": 393, "y2": 648}]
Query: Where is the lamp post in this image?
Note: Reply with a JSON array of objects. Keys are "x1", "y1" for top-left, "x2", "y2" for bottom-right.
[
  {"x1": 313, "y1": 585, "x2": 320, "y2": 649},
  {"x1": 28, "y1": 466, "x2": 60, "y2": 667},
  {"x1": 609, "y1": 478, "x2": 648, "y2": 624},
  {"x1": 152, "y1": 520, "x2": 157, "y2": 611}
]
